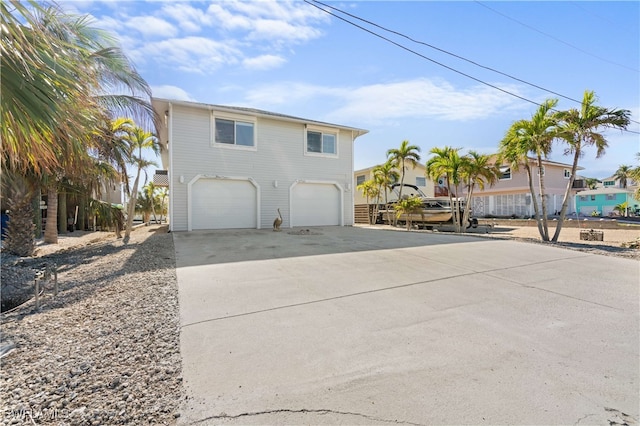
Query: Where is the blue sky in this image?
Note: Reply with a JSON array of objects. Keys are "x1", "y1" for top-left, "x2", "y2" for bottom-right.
[{"x1": 64, "y1": 1, "x2": 639, "y2": 180}]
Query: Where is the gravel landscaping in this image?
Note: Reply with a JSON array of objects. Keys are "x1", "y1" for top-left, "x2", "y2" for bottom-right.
[
  {"x1": 1, "y1": 225, "x2": 182, "y2": 425},
  {"x1": 1, "y1": 222, "x2": 637, "y2": 425}
]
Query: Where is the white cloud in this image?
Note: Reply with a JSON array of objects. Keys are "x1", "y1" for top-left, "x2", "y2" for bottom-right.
[
  {"x1": 331, "y1": 79, "x2": 527, "y2": 123},
  {"x1": 160, "y1": 3, "x2": 213, "y2": 33},
  {"x1": 243, "y1": 78, "x2": 529, "y2": 123},
  {"x1": 125, "y1": 16, "x2": 178, "y2": 38},
  {"x1": 143, "y1": 37, "x2": 241, "y2": 74},
  {"x1": 205, "y1": 0, "x2": 327, "y2": 45},
  {"x1": 151, "y1": 85, "x2": 196, "y2": 102},
  {"x1": 242, "y1": 54, "x2": 286, "y2": 71}
]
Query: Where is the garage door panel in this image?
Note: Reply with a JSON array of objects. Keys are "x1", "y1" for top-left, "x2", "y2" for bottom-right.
[
  {"x1": 292, "y1": 183, "x2": 340, "y2": 227},
  {"x1": 192, "y1": 179, "x2": 256, "y2": 230}
]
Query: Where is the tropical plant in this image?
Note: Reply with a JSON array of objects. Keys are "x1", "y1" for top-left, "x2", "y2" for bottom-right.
[
  {"x1": 460, "y1": 151, "x2": 499, "y2": 229},
  {"x1": 498, "y1": 99, "x2": 559, "y2": 241},
  {"x1": 89, "y1": 199, "x2": 124, "y2": 237},
  {"x1": 135, "y1": 189, "x2": 154, "y2": 224},
  {"x1": 426, "y1": 146, "x2": 464, "y2": 232},
  {"x1": 613, "y1": 165, "x2": 633, "y2": 189},
  {"x1": 394, "y1": 196, "x2": 424, "y2": 230},
  {"x1": 2, "y1": 3, "x2": 155, "y2": 247},
  {"x1": 372, "y1": 160, "x2": 399, "y2": 225},
  {"x1": 157, "y1": 188, "x2": 169, "y2": 223},
  {"x1": 631, "y1": 153, "x2": 640, "y2": 202},
  {"x1": 1, "y1": 175, "x2": 36, "y2": 256},
  {"x1": 585, "y1": 178, "x2": 600, "y2": 190},
  {"x1": 357, "y1": 179, "x2": 380, "y2": 224},
  {"x1": 386, "y1": 140, "x2": 421, "y2": 202},
  {"x1": 613, "y1": 202, "x2": 628, "y2": 217},
  {"x1": 552, "y1": 90, "x2": 631, "y2": 242},
  {"x1": 123, "y1": 127, "x2": 160, "y2": 240}
]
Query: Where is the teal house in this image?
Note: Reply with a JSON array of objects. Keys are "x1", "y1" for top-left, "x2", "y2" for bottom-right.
[{"x1": 575, "y1": 188, "x2": 639, "y2": 217}]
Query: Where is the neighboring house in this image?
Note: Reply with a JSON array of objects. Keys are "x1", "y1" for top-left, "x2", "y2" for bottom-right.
[
  {"x1": 152, "y1": 98, "x2": 368, "y2": 232},
  {"x1": 354, "y1": 163, "x2": 436, "y2": 205},
  {"x1": 100, "y1": 181, "x2": 124, "y2": 207},
  {"x1": 601, "y1": 175, "x2": 638, "y2": 190},
  {"x1": 575, "y1": 188, "x2": 640, "y2": 216},
  {"x1": 468, "y1": 157, "x2": 585, "y2": 217}
]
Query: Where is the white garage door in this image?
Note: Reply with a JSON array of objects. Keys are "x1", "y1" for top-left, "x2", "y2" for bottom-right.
[
  {"x1": 580, "y1": 206, "x2": 596, "y2": 216},
  {"x1": 291, "y1": 183, "x2": 340, "y2": 227},
  {"x1": 192, "y1": 179, "x2": 257, "y2": 230}
]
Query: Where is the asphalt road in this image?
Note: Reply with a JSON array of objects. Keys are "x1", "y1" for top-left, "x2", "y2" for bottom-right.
[{"x1": 173, "y1": 226, "x2": 639, "y2": 425}]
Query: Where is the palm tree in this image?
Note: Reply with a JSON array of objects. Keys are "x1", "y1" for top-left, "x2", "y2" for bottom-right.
[
  {"x1": 157, "y1": 187, "x2": 169, "y2": 224},
  {"x1": 585, "y1": 178, "x2": 600, "y2": 190},
  {"x1": 372, "y1": 160, "x2": 399, "y2": 225},
  {"x1": 1, "y1": 174, "x2": 36, "y2": 256},
  {"x1": 498, "y1": 99, "x2": 559, "y2": 241},
  {"x1": 613, "y1": 202, "x2": 629, "y2": 217},
  {"x1": 631, "y1": 153, "x2": 640, "y2": 202},
  {"x1": 357, "y1": 179, "x2": 379, "y2": 224},
  {"x1": 135, "y1": 188, "x2": 155, "y2": 224},
  {"x1": 552, "y1": 90, "x2": 631, "y2": 242},
  {"x1": 2, "y1": 4, "x2": 155, "y2": 246},
  {"x1": 123, "y1": 127, "x2": 160, "y2": 240},
  {"x1": 1, "y1": 1, "x2": 97, "y2": 175},
  {"x1": 460, "y1": 151, "x2": 499, "y2": 229},
  {"x1": 613, "y1": 165, "x2": 633, "y2": 189},
  {"x1": 426, "y1": 146, "x2": 464, "y2": 232},
  {"x1": 386, "y1": 140, "x2": 421, "y2": 201},
  {"x1": 394, "y1": 196, "x2": 424, "y2": 231}
]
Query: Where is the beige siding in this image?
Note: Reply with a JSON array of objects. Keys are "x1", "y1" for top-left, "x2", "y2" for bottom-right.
[
  {"x1": 354, "y1": 164, "x2": 434, "y2": 205},
  {"x1": 169, "y1": 104, "x2": 355, "y2": 231},
  {"x1": 469, "y1": 162, "x2": 577, "y2": 216}
]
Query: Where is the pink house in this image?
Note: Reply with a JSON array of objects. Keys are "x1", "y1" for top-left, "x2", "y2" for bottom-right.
[{"x1": 467, "y1": 157, "x2": 585, "y2": 217}]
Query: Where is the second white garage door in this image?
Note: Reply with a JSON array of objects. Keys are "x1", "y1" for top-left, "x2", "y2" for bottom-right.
[
  {"x1": 192, "y1": 179, "x2": 257, "y2": 230},
  {"x1": 291, "y1": 183, "x2": 341, "y2": 227}
]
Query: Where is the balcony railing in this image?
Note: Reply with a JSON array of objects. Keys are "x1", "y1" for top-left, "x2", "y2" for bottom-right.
[{"x1": 153, "y1": 170, "x2": 169, "y2": 187}]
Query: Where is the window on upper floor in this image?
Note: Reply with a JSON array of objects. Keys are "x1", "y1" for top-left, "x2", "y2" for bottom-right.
[
  {"x1": 213, "y1": 117, "x2": 256, "y2": 149},
  {"x1": 537, "y1": 166, "x2": 545, "y2": 176},
  {"x1": 564, "y1": 169, "x2": 571, "y2": 179},
  {"x1": 356, "y1": 175, "x2": 366, "y2": 186},
  {"x1": 603, "y1": 180, "x2": 615, "y2": 187},
  {"x1": 306, "y1": 128, "x2": 337, "y2": 156},
  {"x1": 606, "y1": 194, "x2": 616, "y2": 200},
  {"x1": 591, "y1": 195, "x2": 596, "y2": 201},
  {"x1": 499, "y1": 167, "x2": 511, "y2": 180},
  {"x1": 415, "y1": 177, "x2": 426, "y2": 187}
]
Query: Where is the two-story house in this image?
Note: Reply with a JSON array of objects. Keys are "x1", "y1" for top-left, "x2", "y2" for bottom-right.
[
  {"x1": 468, "y1": 157, "x2": 584, "y2": 217},
  {"x1": 353, "y1": 163, "x2": 439, "y2": 206},
  {"x1": 152, "y1": 98, "x2": 368, "y2": 231}
]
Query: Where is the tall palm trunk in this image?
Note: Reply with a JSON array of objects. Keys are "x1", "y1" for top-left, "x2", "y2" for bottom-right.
[
  {"x1": 32, "y1": 193, "x2": 42, "y2": 239},
  {"x1": 536, "y1": 155, "x2": 549, "y2": 241},
  {"x1": 58, "y1": 191, "x2": 67, "y2": 234},
  {"x1": 44, "y1": 186, "x2": 58, "y2": 243},
  {"x1": 552, "y1": 146, "x2": 581, "y2": 242},
  {"x1": 462, "y1": 180, "x2": 474, "y2": 231},
  {"x1": 124, "y1": 170, "x2": 141, "y2": 240},
  {"x1": 524, "y1": 164, "x2": 545, "y2": 239}
]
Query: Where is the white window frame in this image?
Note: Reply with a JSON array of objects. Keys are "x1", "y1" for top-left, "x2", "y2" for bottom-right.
[
  {"x1": 211, "y1": 112, "x2": 257, "y2": 151},
  {"x1": 305, "y1": 125, "x2": 339, "y2": 158},
  {"x1": 356, "y1": 175, "x2": 366, "y2": 186},
  {"x1": 537, "y1": 166, "x2": 545, "y2": 176},
  {"x1": 499, "y1": 167, "x2": 512, "y2": 180},
  {"x1": 415, "y1": 176, "x2": 426, "y2": 187},
  {"x1": 564, "y1": 169, "x2": 571, "y2": 179}
]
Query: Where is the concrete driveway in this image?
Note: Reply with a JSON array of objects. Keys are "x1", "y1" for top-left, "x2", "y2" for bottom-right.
[{"x1": 173, "y1": 227, "x2": 639, "y2": 425}]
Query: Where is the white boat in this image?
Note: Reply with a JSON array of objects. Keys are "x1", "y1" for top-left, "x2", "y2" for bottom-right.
[{"x1": 377, "y1": 184, "x2": 472, "y2": 226}]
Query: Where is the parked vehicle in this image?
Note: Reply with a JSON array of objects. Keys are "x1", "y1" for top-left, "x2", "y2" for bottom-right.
[{"x1": 377, "y1": 184, "x2": 477, "y2": 228}]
